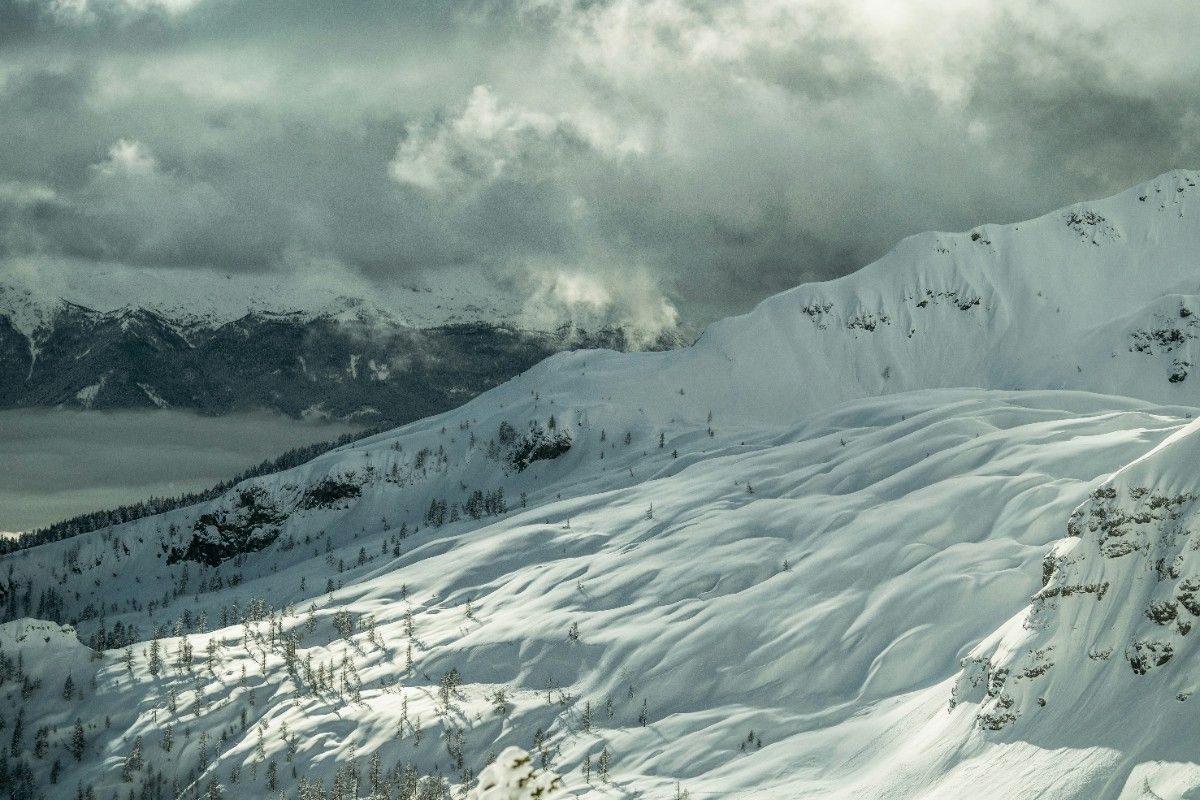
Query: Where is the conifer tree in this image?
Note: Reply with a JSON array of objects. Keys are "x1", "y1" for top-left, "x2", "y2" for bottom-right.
[{"x1": 70, "y1": 719, "x2": 85, "y2": 761}]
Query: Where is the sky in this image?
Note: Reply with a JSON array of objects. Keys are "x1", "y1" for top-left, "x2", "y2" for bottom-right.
[{"x1": 1, "y1": 0, "x2": 1198, "y2": 329}]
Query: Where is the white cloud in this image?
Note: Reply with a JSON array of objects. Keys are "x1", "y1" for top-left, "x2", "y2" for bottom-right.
[
  {"x1": 92, "y1": 138, "x2": 159, "y2": 177},
  {"x1": 0, "y1": 181, "x2": 58, "y2": 207},
  {"x1": 45, "y1": 0, "x2": 205, "y2": 25},
  {"x1": 520, "y1": 264, "x2": 679, "y2": 340},
  {"x1": 389, "y1": 85, "x2": 642, "y2": 196}
]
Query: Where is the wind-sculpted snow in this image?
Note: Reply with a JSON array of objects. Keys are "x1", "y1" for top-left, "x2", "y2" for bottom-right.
[
  {"x1": 3, "y1": 385, "x2": 1197, "y2": 798},
  {"x1": 7, "y1": 171, "x2": 1200, "y2": 798}
]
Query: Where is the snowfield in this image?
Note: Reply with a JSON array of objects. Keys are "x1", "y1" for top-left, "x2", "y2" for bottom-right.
[{"x1": 5, "y1": 170, "x2": 1200, "y2": 799}]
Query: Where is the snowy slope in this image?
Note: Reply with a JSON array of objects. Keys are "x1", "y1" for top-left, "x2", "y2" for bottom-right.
[
  {"x1": 4, "y1": 385, "x2": 1198, "y2": 799},
  {"x1": 684, "y1": 169, "x2": 1200, "y2": 419},
  {"x1": 5, "y1": 170, "x2": 1200, "y2": 799}
]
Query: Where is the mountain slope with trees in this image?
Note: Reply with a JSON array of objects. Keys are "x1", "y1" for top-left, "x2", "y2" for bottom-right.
[{"x1": 5, "y1": 171, "x2": 1200, "y2": 798}]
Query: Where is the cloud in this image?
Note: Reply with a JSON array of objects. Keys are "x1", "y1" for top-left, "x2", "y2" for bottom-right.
[
  {"x1": 0, "y1": 0, "x2": 1197, "y2": 328},
  {"x1": 92, "y1": 138, "x2": 158, "y2": 176},
  {"x1": 10, "y1": 137, "x2": 238, "y2": 266},
  {"x1": 518, "y1": 265, "x2": 680, "y2": 340},
  {"x1": 390, "y1": 85, "x2": 644, "y2": 196},
  {"x1": 392, "y1": 85, "x2": 565, "y2": 194},
  {"x1": 0, "y1": 407, "x2": 359, "y2": 532}
]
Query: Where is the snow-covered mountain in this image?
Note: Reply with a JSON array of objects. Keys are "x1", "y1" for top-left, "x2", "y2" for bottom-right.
[
  {"x1": 0, "y1": 266, "x2": 684, "y2": 423},
  {"x1": 5, "y1": 170, "x2": 1200, "y2": 799}
]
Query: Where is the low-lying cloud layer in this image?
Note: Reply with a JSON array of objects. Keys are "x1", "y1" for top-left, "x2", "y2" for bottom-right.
[
  {"x1": 0, "y1": 408, "x2": 358, "y2": 532},
  {"x1": 1, "y1": 0, "x2": 1197, "y2": 325}
]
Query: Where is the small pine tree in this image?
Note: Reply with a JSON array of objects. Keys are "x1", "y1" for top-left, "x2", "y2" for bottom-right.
[
  {"x1": 438, "y1": 668, "x2": 461, "y2": 708},
  {"x1": 62, "y1": 674, "x2": 74, "y2": 701},
  {"x1": 332, "y1": 609, "x2": 354, "y2": 639},
  {"x1": 10, "y1": 709, "x2": 23, "y2": 756},
  {"x1": 148, "y1": 633, "x2": 162, "y2": 677},
  {"x1": 120, "y1": 736, "x2": 144, "y2": 782},
  {"x1": 367, "y1": 753, "x2": 382, "y2": 797},
  {"x1": 490, "y1": 688, "x2": 509, "y2": 716},
  {"x1": 33, "y1": 727, "x2": 48, "y2": 758},
  {"x1": 70, "y1": 719, "x2": 85, "y2": 761}
]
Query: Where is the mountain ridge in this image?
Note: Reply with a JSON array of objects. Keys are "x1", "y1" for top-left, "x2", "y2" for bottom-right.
[{"x1": 0, "y1": 283, "x2": 685, "y2": 422}]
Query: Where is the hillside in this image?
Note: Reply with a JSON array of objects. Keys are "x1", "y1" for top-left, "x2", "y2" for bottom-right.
[{"x1": 4, "y1": 170, "x2": 1200, "y2": 799}]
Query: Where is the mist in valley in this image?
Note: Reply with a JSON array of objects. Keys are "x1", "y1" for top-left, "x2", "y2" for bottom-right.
[{"x1": 0, "y1": 408, "x2": 360, "y2": 533}]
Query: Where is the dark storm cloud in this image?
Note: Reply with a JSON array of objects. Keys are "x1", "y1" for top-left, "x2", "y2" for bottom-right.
[
  {"x1": 965, "y1": 12, "x2": 1200, "y2": 197},
  {"x1": 1, "y1": 0, "x2": 1197, "y2": 328}
]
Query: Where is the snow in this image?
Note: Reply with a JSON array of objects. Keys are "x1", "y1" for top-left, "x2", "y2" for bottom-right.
[
  {"x1": 6, "y1": 386, "x2": 1196, "y2": 798},
  {"x1": 73, "y1": 376, "x2": 105, "y2": 407},
  {"x1": 0, "y1": 257, "x2": 675, "y2": 341},
  {"x1": 465, "y1": 747, "x2": 564, "y2": 799},
  {"x1": 5, "y1": 170, "x2": 1200, "y2": 798},
  {"x1": 138, "y1": 382, "x2": 171, "y2": 409}
]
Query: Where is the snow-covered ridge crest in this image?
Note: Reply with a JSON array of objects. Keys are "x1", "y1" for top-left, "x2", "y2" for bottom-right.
[
  {"x1": 0, "y1": 257, "x2": 681, "y2": 345},
  {"x1": 681, "y1": 168, "x2": 1200, "y2": 421}
]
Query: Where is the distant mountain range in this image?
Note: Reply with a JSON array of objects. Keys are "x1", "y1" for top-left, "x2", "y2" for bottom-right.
[{"x1": 0, "y1": 269, "x2": 685, "y2": 423}]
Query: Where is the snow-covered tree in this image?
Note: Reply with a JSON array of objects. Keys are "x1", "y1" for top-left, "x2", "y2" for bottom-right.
[{"x1": 465, "y1": 746, "x2": 564, "y2": 800}]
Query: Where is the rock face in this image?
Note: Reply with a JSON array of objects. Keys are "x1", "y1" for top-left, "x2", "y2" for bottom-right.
[
  {"x1": 0, "y1": 299, "x2": 682, "y2": 423},
  {"x1": 952, "y1": 417, "x2": 1200, "y2": 731},
  {"x1": 169, "y1": 486, "x2": 287, "y2": 566}
]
